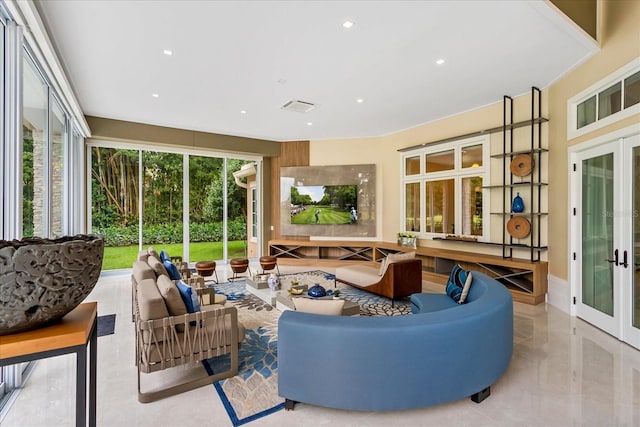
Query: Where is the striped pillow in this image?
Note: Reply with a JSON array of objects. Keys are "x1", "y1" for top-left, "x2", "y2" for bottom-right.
[{"x1": 445, "y1": 264, "x2": 473, "y2": 304}]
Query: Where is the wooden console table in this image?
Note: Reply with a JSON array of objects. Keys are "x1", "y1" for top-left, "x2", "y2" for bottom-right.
[{"x1": 0, "y1": 302, "x2": 98, "y2": 427}]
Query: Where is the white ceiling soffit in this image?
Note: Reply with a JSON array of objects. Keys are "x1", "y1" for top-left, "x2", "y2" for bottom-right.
[{"x1": 36, "y1": 0, "x2": 598, "y2": 142}]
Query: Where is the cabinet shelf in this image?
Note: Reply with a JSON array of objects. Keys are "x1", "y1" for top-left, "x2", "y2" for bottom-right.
[
  {"x1": 490, "y1": 212, "x2": 548, "y2": 216},
  {"x1": 483, "y1": 182, "x2": 547, "y2": 189},
  {"x1": 491, "y1": 147, "x2": 549, "y2": 158}
]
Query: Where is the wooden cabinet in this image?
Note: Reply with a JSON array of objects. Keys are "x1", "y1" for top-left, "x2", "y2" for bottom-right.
[{"x1": 269, "y1": 240, "x2": 548, "y2": 305}]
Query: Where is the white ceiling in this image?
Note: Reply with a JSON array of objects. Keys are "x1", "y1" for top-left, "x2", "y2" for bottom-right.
[{"x1": 36, "y1": 0, "x2": 597, "y2": 142}]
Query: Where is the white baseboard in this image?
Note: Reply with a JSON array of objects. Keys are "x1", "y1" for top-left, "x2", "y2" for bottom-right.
[{"x1": 546, "y1": 274, "x2": 571, "y2": 314}]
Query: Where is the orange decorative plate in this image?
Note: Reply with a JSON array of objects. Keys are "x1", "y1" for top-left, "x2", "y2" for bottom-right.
[
  {"x1": 507, "y1": 217, "x2": 531, "y2": 239},
  {"x1": 510, "y1": 154, "x2": 534, "y2": 177}
]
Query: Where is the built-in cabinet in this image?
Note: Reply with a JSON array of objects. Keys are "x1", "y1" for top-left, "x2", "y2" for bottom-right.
[{"x1": 269, "y1": 239, "x2": 548, "y2": 305}]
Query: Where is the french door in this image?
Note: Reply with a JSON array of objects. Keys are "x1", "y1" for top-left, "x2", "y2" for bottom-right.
[{"x1": 573, "y1": 133, "x2": 640, "y2": 349}]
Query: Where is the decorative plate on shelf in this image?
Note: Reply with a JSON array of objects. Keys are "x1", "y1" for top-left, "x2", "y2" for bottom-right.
[
  {"x1": 510, "y1": 154, "x2": 534, "y2": 177},
  {"x1": 507, "y1": 217, "x2": 531, "y2": 239}
]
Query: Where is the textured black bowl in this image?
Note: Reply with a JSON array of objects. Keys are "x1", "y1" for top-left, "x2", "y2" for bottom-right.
[{"x1": 0, "y1": 234, "x2": 104, "y2": 335}]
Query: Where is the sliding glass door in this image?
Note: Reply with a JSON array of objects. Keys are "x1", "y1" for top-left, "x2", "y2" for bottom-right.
[{"x1": 90, "y1": 147, "x2": 260, "y2": 270}]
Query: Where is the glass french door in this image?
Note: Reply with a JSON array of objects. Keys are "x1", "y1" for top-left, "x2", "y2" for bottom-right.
[{"x1": 574, "y1": 134, "x2": 640, "y2": 349}]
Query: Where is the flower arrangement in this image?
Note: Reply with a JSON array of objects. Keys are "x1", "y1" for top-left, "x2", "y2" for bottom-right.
[
  {"x1": 397, "y1": 231, "x2": 416, "y2": 238},
  {"x1": 397, "y1": 231, "x2": 417, "y2": 248}
]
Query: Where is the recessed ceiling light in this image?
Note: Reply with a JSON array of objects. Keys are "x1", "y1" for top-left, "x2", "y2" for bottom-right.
[
  {"x1": 436, "y1": 59, "x2": 445, "y2": 65},
  {"x1": 356, "y1": 98, "x2": 364, "y2": 103},
  {"x1": 307, "y1": 122, "x2": 313, "y2": 126},
  {"x1": 152, "y1": 93, "x2": 159, "y2": 98},
  {"x1": 240, "y1": 110, "x2": 247, "y2": 114},
  {"x1": 343, "y1": 20, "x2": 354, "y2": 29},
  {"x1": 163, "y1": 49, "x2": 173, "y2": 56}
]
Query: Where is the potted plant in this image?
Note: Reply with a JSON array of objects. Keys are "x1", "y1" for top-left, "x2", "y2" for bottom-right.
[{"x1": 397, "y1": 231, "x2": 417, "y2": 248}]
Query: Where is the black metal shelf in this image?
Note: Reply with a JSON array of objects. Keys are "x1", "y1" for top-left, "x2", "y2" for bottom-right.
[
  {"x1": 494, "y1": 87, "x2": 546, "y2": 262},
  {"x1": 483, "y1": 182, "x2": 548, "y2": 189},
  {"x1": 397, "y1": 118, "x2": 548, "y2": 152},
  {"x1": 490, "y1": 212, "x2": 548, "y2": 216},
  {"x1": 491, "y1": 147, "x2": 549, "y2": 159}
]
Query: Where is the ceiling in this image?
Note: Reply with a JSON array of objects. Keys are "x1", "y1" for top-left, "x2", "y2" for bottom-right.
[{"x1": 36, "y1": 1, "x2": 597, "y2": 142}]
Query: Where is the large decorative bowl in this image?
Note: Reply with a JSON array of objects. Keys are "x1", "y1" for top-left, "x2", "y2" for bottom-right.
[{"x1": 0, "y1": 234, "x2": 104, "y2": 335}]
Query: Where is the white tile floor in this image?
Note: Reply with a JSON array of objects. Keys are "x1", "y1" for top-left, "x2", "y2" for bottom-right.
[{"x1": 2, "y1": 264, "x2": 640, "y2": 426}]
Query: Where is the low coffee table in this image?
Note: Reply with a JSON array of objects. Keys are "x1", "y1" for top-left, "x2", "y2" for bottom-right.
[{"x1": 275, "y1": 294, "x2": 360, "y2": 316}]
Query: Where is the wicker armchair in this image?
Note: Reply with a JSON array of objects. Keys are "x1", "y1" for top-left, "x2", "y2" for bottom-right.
[{"x1": 136, "y1": 305, "x2": 240, "y2": 403}]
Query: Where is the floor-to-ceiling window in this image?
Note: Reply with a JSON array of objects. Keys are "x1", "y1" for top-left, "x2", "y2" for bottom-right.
[
  {"x1": 90, "y1": 147, "x2": 140, "y2": 270},
  {"x1": 142, "y1": 151, "x2": 184, "y2": 259},
  {"x1": 0, "y1": 4, "x2": 88, "y2": 420},
  {"x1": 89, "y1": 146, "x2": 260, "y2": 270},
  {"x1": 21, "y1": 55, "x2": 48, "y2": 237},
  {"x1": 188, "y1": 155, "x2": 224, "y2": 263}
]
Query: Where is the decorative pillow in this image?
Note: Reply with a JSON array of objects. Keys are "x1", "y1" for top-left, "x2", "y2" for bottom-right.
[
  {"x1": 147, "y1": 246, "x2": 161, "y2": 261},
  {"x1": 379, "y1": 251, "x2": 415, "y2": 276},
  {"x1": 445, "y1": 264, "x2": 473, "y2": 304},
  {"x1": 163, "y1": 259, "x2": 182, "y2": 280},
  {"x1": 156, "y1": 275, "x2": 187, "y2": 316},
  {"x1": 176, "y1": 280, "x2": 201, "y2": 313},
  {"x1": 292, "y1": 298, "x2": 345, "y2": 316},
  {"x1": 147, "y1": 256, "x2": 168, "y2": 277},
  {"x1": 159, "y1": 250, "x2": 171, "y2": 263}
]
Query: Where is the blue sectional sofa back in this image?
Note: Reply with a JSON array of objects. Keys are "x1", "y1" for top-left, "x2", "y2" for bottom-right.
[{"x1": 277, "y1": 272, "x2": 513, "y2": 411}]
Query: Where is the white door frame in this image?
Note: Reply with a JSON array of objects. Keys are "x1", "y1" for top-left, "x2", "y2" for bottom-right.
[{"x1": 569, "y1": 123, "x2": 640, "y2": 347}]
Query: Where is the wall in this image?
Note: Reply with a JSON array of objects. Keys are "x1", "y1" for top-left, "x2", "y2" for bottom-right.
[
  {"x1": 547, "y1": 0, "x2": 640, "y2": 284},
  {"x1": 311, "y1": 92, "x2": 547, "y2": 257}
]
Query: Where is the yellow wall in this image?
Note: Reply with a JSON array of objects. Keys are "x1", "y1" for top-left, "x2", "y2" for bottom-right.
[
  {"x1": 312, "y1": 91, "x2": 547, "y2": 258},
  {"x1": 311, "y1": 0, "x2": 640, "y2": 280}
]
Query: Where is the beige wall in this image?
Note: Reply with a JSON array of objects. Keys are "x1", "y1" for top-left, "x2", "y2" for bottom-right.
[
  {"x1": 547, "y1": 0, "x2": 640, "y2": 280},
  {"x1": 311, "y1": 92, "x2": 547, "y2": 258}
]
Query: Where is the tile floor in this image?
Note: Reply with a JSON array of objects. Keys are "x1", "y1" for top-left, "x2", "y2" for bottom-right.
[{"x1": 2, "y1": 264, "x2": 640, "y2": 426}]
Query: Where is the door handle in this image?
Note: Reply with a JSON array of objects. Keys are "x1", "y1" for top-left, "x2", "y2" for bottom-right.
[
  {"x1": 620, "y1": 250, "x2": 629, "y2": 268},
  {"x1": 606, "y1": 249, "x2": 619, "y2": 266}
]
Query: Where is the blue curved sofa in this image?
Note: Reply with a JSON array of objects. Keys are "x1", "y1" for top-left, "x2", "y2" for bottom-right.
[{"x1": 277, "y1": 271, "x2": 513, "y2": 411}]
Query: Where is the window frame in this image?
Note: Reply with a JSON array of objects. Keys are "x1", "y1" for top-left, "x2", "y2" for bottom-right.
[
  {"x1": 400, "y1": 135, "x2": 490, "y2": 241},
  {"x1": 568, "y1": 57, "x2": 640, "y2": 140}
]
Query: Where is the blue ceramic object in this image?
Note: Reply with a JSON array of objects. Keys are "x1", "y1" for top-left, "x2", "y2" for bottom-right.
[
  {"x1": 512, "y1": 193, "x2": 524, "y2": 213},
  {"x1": 307, "y1": 283, "x2": 327, "y2": 298}
]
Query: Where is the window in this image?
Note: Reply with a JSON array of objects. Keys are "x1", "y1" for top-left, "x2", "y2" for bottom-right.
[
  {"x1": 89, "y1": 145, "x2": 259, "y2": 270},
  {"x1": 569, "y1": 58, "x2": 640, "y2": 138},
  {"x1": 401, "y1": 136, "x2": 489, "y2": 239}
]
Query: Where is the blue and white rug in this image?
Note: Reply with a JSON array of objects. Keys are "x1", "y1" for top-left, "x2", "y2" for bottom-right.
[{"x1": 203, "y1": 270, "x2": 410, "y2": 426}]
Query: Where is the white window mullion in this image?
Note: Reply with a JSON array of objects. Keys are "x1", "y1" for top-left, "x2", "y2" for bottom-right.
[
  {"x1": 3, "y1": 22, "x2": 22, "y2": 239},
  {"x1": 183, "y1": 154, "x2": 189, "y2": 262}
]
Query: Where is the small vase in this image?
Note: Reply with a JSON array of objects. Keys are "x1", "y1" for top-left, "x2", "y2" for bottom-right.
[
  {"x1": 307, "y1": 283, "x2": 327, "y2": 298},
  {"x1": 267, "y1": 273, "x2": 279, "y2": 291},
  {"x1": 512, "y1": 193, "x2": 525, "y2": 213}
]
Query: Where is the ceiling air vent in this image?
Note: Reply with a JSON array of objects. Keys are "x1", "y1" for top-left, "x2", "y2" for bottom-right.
[{"x1": 281, "y1": 99, "x2": 316, "y2": 113}]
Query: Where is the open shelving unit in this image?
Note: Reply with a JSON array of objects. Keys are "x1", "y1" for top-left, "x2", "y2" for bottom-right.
[{"x1": 489, "y1": 86, "x2": 548, "y2": 262}]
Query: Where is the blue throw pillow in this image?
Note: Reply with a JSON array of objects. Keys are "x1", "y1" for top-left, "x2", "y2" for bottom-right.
[
  {"x1": 159, "y1": 250, "x2": 170, "y2": 262},
  {"x1": 176, "y1": 280, "x2": 201, "y2": 313},
  {"x1": 445, "y1": 264, "x2": 473, "y2": 304},
  {"x1": 163, "y1": 259, "x2": 181, "y2": 280}
]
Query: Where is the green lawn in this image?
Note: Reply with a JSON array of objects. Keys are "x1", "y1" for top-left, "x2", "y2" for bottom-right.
[
  {"x1": 291, "y1": 206, "x2": 351, "y2": 225},
  {"x1": 101, "y1": 241, "x2": 247, "y2": 270}
]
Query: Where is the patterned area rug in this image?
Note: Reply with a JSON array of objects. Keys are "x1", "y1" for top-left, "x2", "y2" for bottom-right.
[{"x1": 203, "y1": 270, "x2": 410, "y2": 426}]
